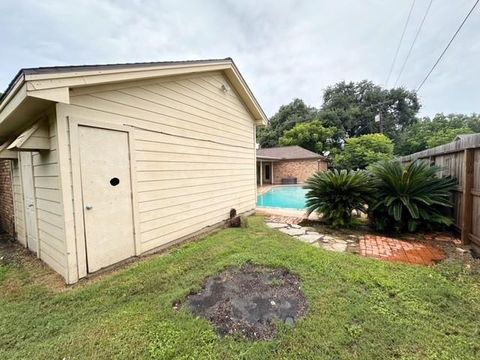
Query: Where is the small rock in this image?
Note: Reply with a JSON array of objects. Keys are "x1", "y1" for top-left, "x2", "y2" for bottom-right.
[
  {"x1": 456, "y1": 247, "x2": 467, "y2": 254},
  {"x1": 290, "y1": 224, "x2": 302, "y2": 229},
  {"x1": 266, "y1": 222, "x2": 288, "y2": 229},
  {"x1": 285, "y1": 317, "x2": 295, "y2": 326},
  {"x1": 347, "y1": 235, "x2": 358, "y2": 239},
  {"x1": 346, "y1": 239, "x2": 355, "y2": 244},
  {"x1": 270, "y1": 300, "x2": 276, "y2": 306},
  {"x1": 279, "y1": 228, "x2": 305, "y2": 236},
  {"x1": 321, "y1": 238, "x2": 330, "y2": 243}
]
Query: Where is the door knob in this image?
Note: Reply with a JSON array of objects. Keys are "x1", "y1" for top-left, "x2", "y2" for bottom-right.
[{"x1": 85, "y1": 205, "x2": 93, "y2": 210}]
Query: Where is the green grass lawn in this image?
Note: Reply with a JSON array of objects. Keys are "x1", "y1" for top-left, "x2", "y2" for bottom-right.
[{"x1": 1, "y1": 216, "x2": 479, "y2": 359}]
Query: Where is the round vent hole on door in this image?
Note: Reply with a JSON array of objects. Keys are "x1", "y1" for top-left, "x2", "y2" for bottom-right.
[{"x1": 110, "y1": 177, "x2": 120, "y2": 186}]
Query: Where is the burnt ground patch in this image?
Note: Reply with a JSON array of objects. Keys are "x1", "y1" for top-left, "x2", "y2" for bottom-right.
[{"x1": 186, "y1": 263, "x2": 308, "y2": 340}]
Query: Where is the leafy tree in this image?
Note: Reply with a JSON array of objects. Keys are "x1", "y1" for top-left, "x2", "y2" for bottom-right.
[
  {"x1": 278, "y1": 120, "x2": 341, "y2": 154},
  {"x1": 320, "y1": 80, "x2": 420, "y2": 140},
  {"x1": 304, "y1": 169, "x2": 374, "y2": 227},
  {"x1": 369, "y1": 160, "x2": 456, "y2": 232},
  {"x1": 334, "y1": 133, "x2": 394, "y2": 170},
  {"x1": 257, "y1": 99, "x2": 319, "y2": 148},
  {"x1": 395, "y1": 113, "x2": 480, "y2": 155}
]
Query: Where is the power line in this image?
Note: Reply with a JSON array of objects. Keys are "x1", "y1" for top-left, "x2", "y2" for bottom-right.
[
  {"x1": 385, "y1": 0, "x2": 417, "y2": 87},
  {"x1": 416, "y1": 0, "x2": 479, "y2": 92},
  {"x1": 394, "y1": 0, "x2": 434, "y2": 87}
]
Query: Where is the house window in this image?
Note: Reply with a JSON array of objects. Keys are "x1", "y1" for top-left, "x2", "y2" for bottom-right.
[{"x1": 265, "y1": 164, "x2": 271, "y2": 180}]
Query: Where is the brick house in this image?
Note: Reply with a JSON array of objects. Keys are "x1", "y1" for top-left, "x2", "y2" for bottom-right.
[{"x1": 256, "y1": 146, "x2": 328, "y2": 185}]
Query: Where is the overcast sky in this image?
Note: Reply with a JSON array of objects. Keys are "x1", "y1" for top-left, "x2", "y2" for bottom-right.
[{"x1": 0, "y1": 0, "x2": 479, "y2": 118}]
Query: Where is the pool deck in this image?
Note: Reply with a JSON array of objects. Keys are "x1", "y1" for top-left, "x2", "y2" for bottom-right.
[
  {"x1": 255, "y1": 207, "x2": 319, "y2": 220},
  {"x1": 257, "y1": 185, "x2": 273, "y2": 195}
]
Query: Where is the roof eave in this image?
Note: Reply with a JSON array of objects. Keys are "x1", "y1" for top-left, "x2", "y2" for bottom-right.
[{"x1": 0, "y1": 58, "x2": 268, "y2": 135}]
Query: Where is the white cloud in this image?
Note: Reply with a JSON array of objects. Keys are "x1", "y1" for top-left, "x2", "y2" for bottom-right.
[{"x1": 0, "y1": 0, "x2": 479, "y2": 117}]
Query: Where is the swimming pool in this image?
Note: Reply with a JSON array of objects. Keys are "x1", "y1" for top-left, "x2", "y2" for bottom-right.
[{"x1": 256, "y1": 185, "x2": 307, "y2": 210}]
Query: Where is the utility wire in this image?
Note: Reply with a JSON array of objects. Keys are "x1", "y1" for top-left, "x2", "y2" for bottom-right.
[
  {"x1": 416, "y1": 0, "x2": 479, "y2": 92},
  {"x1": 394, "y1": 0, "x2": 434, "y2": 87},
  {"x1": 385, "y1": 0, "x2": 417, "y2": 86}
]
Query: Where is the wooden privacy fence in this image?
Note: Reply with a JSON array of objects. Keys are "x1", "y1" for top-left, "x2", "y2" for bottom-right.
[{"x1": 399, "y1": 134, "x2": 480, "y2": 253}]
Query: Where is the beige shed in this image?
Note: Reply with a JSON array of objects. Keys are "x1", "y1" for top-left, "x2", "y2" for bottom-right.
[{"x1": 0, "y1": 58, "x2": 267, "y2": 283}]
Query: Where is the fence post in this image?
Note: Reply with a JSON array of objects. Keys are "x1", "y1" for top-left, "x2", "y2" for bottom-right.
[{"x1": 461, "y1": 148, "x2": 474, "y2": 244}]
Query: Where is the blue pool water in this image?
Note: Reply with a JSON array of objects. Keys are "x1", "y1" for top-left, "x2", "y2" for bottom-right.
[{"x1": 257, "y1": 185, "x2": 307, "y2": 210}]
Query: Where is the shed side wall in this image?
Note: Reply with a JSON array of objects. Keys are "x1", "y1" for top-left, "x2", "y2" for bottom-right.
[
  {"x1": 33, "y1": 110, "x2": 67, "y2": 278},
  {"x1": 62, "y1": 71, "x2": 256, "y2": 256}
]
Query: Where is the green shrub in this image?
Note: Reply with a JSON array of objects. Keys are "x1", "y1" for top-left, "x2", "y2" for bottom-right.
[
  {"x1": 304, "y1": 169, "x2": 373, "y2": 227},
  {"x1": 334, "y1": 133, "x2": 394, "y2": 170},
  {"x1": 369, "y1": 160, "x2": 457, "y2": 232}
]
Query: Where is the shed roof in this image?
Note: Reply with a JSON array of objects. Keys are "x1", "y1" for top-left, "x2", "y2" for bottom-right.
[
  {"x1": 0, "y1": 58, "x2": 267, "y2": 140},
  {"x1": 257, "y1": 146, "x2": 325, "y2": 160}
]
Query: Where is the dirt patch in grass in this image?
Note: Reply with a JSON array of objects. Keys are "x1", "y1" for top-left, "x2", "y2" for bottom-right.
[{"x1": 186, "y1": 263, "x2": 308, "y2": 340}]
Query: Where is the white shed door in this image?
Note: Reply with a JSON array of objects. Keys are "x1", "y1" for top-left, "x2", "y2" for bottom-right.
[
  {"x1": 78, "y1": 126, "x2": 135, "y2": 273},
  {"x1": 20, "y1": 152, "x2": 38, "y2": 254}
]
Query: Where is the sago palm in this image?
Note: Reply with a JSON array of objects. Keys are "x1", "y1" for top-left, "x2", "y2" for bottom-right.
[
  {"x1": 304, "y1": 169, "x2": 373, "y2": 227},
  {"x1": 369, "y1": 160, "x2": 457, "y2": 232}
]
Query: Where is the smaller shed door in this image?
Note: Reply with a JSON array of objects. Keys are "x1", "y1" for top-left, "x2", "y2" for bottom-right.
[
  {"x1": 78, "y1": 126, "x2": 135, "y2": 273},
  {"x1": 20, "y1": 152, "x2": 39, "y2": 254}
]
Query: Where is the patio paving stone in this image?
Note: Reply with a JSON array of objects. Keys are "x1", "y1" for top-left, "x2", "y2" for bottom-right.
[
  {"x1": 279, "y1": 228, "x2": 305, "y2": 236},
  {"x1": 297, "y1": 233, "x2": 323, "y2": 243},
  {"x1": 266, "y1": 222, "x2": 289, "y2": 229}
]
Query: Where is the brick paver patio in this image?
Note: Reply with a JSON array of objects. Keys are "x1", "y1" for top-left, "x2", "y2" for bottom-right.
[{"x1": 360, "y1": 235, "x2": 448, "y2": 265}]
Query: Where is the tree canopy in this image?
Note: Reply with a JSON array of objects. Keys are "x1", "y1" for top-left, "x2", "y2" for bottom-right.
[
  {"x1": 257, "y1": 99, "x2": 318, "y2": 148},
  {"x1": 256, "y1": 80, "x2": 477, "y2": 166},
  {"x1": 257, "y1": 81, "x2": 420, "y2": 150},
  {"x1": 279, "y1": 120, "x2": 341, "y2": 154},
  {"x1": 395, "y1": 113, "x2": 480, "y2": 155},
  {"x1": 334, "y1": 133, "x2": 394, "y2": 170},
  {"x1": 320, "y1": 80, "x2": 420, "y2": 139}
]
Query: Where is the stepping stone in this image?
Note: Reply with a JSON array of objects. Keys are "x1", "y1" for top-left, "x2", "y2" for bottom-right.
[
  {"x1": 298, "y1": 233, "x2": 323, "y2": 243},
  {"x1": 266, "y1": 222, "x2": 288, "y2": 229},
  {"x1": 280, "y1": 228, "x2": 305, "y2": 236},
  {"x1": 290, "y1": 224, "x2": 302, "y2": 229},
  {"x1": 331, "y1": 242, "x2": 348, "y2": 252}
]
